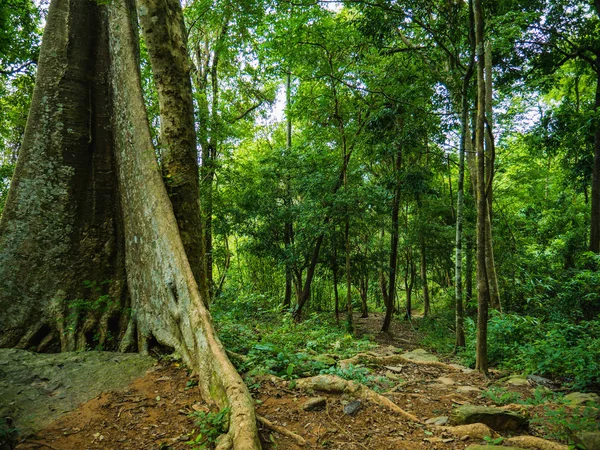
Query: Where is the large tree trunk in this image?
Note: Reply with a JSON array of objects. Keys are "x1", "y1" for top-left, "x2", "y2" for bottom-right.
[
  {"x1": 136, "y1": 0, "x2": 208, "y2": 304},
  {"x1": 108, "y1": 1, "x2": 260, "y2": 447},
  {"x1": 0, "y1": 0, "x2": 128, "y2": 352},
  {"x1": 0, "y1": 0, "x2": 261, "y2": 446}
]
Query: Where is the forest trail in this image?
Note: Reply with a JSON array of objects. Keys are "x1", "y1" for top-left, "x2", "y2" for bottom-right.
[{"x1": 13, "y1": 314, "x2": 589, "y2": 450}]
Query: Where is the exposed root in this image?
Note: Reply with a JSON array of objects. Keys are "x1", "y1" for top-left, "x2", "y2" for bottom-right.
[
  {"x1": 256, "y1": 414, "x2": 306, "y2": 446},
  {"x1": 338, "y1": 353, "x2": 461, "y2": 371},
  {"x1": 442, "y1": 423, "x2": 498, "y2": 440},
  {"x1": 505, "y1": 436, "x2": 568, "y2": 450},
  {"x1": 295, "y1": 375, "x2": 422, "y2": 423}
]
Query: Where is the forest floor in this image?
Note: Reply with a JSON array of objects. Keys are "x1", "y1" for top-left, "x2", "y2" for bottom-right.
[{"x1": 14, "y1": 313, "x2": 593, "y2": 450}]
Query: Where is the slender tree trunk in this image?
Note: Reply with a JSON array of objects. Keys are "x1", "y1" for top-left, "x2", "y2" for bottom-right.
[
  {"x1": 332, "y1": 234, "x2": 340, "y2": 322},
  {"x1": 360, "y1": 275, "x2": 369, "y2": 318},
  {"x1": 474, "y1": 0, "x2": 489, "y2": 375},
  {"x1": 484, "y1": 41, "x2": 501, "y2": 311},
  {"x1": 454, "y1": 25, "x2": 475, "y2": 348},
  {"x1": 420, "y1": 236, "x2": 431, "y2": 317},
  {"x1": 405, "y1": 255, "x2": 415, "y2": 320},
  {"x1": 284, "y1": 70, "x2": 293, "y2": 308},
  {"x1": 455, "y1": 94, "x2": 470, "y2": 348},
  {"x1": 590, "y1": 70, "x2": 600, "y2": 252},
  {"x1": 379, "y1": 227, "x2": 388, "y2": 310},
  {"x1": 137, "y1": 0, "x2": 208, "y2": 305},
  {"x1": 0, "y1": 0, "x2": 128, "y2": 351},
  {"x1": 382, "y1": 151, "x2": 402, "y2": 332},
  {"x1": 465, "y1": 231, "x2": 474, "y2": 308},
  {"x1": 345, "y1": 218, "x2": 353, "y2": 331}
]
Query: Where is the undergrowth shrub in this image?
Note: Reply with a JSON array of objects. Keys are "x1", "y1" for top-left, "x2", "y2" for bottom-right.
[
  {"x1": 419, "y1": 310, "x2": 600, "y2": 390},
  {"x1": 211, "y1": 291, "x2": 375, "y2": 379}
]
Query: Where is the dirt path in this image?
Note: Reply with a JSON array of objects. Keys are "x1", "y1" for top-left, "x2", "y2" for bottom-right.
[{"x1": 14, "y1": 314, "x2": 570, "y2": 450}]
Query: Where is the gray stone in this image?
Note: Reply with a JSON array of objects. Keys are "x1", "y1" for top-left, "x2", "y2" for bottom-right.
[
  {"x1": 563, "y1": 392, "x2": 600, "y2": 407},
  {"x1": 0, "y1": 349, "x2": 155, "y2": 437},
  {"x1": 450, "y1": 405, "x2": 528, "y2": 432},
  {"x1": 526, "y1": 374, "x2": 555, "y2": 387},
  {"x1": 401, "y1": 348, "x2": 439, "y2": 363},
  {"x1": 302, "y1": 397, "x2": 327, "y2": 411},
  {"x1": 343, "y1": 400, "x2": 362, "y2": 415},
  {"x1": 575, "y1": 432, "x2": 600, "y2": 450},
  {"x1": 425, "y1": 416, "x2": 449, "y2": 426}
]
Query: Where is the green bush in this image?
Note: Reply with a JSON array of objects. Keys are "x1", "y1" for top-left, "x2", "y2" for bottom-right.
[
  {"x1": 459, "y1": 312, "x2": 600, "y2": 390},
  {"x1": 211, "y1": 292, "x2": 375, "y2": 379}
]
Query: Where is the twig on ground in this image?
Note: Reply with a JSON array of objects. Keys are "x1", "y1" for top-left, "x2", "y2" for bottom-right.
[{"x1": 256, "y1": 414, "x2": 306, "y2": 446}]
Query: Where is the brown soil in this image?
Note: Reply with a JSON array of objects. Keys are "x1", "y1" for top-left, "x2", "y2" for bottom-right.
[{"x1": 14, "y1": 313, "x2": 565, "y2": 450}]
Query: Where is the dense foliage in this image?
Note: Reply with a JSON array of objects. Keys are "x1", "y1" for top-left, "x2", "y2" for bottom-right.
[{"x1": 3, "y1": 0, "x2": 600, "y2": 389}]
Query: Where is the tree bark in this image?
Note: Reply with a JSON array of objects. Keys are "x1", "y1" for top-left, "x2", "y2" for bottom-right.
[
  {"x1": 455, "y1": 66, "x2": 472, "y2": 348},
  {"x1": 0, "y1": 0, "x2": 128, "y2": 352},
  {"x1": 473, "y1": 0, "x2": 489, "y2": 375},
  {"x1": 284, "y1": 70, "x2": 293, "y2": 309},
  {"x1": 484, "y1": 41, "x2": 501, "y2": 311},
  {"x1": 136, "y1": 0, "x2": 208, "y2": 305},
  {"x1": 590, "y1": 69, "x2": 600, "y2": 252},
  {"x1": 108, "y1": 1, "x2": 260, "y2": 447},
  {"x1": 332, "y1": 233, "x2": 340, "y2": 322},
  {"x1": 420, "y1": 235, "x2": 431, "y2": 317},
  {"x1": 382, "y1": 151, "x2": 401, "y2": 333}
]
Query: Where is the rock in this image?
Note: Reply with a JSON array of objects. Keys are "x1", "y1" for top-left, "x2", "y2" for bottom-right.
[
  {"x1": 0, "y1": 349, "x2": 155, "y2": 437},
  {"x1": 465, "y1": 446, "x2": 527, "y2": 450},
  {"x1": 343, "y1": 400, "x2": 362, "y2": 415},
  {"x1": 384, "y1": 365, "x2": 403, "y2": 373},
  {"x1": 302, "y1": 397, "x2": 327, "y2": 411},
  {"x1": 401, "y1": 348, "x2": 439, "y2": 363},
  {"x1": 444, "y1": 423, "x2": 497, "y2": 439},
  {"x1": 506, "y1": 375, "x2": 530, "y2": 386},
  {"x1": 505, "y1": 435, "x2": 568, "y2": 450},
  {"x1": 575, "y1": 431, "x2": 600, "y2": 450},
  {"x1": 450, "y1": 405, "x2": 528, "y2": 432},
  {"x1": 563, "y1": 392, "x2": 600, "y2": 407},
  {"x1": 425, "y1": 416, "x2": 449, "y2": 426},
  {"x1": 456, "y1": 386, "x2": 481, "y2": 394},
  {"x1": 526, "y1": 375, "x2": 555, "y2": 388},
  {"x1": 436, "y1": 377, "x2": 455, "y2": 386}
]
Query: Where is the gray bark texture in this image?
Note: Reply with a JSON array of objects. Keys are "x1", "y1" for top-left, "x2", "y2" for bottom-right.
[
  {"x1": 0, "y1": 0, "x2": 128, "y2": 352},
  {"x1": 107, "y1": 1, "x2": 260, "y2": 447},
  {"x1": 0, "y1": 0, "x2": 261, "y2": 447}
]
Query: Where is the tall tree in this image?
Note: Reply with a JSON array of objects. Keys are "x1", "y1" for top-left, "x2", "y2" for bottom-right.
[
  {"x1": 0, "y1": 0, "x2": 261, "y2": 446},
  {"x1": 137, "y1": 0, "x2": 209, "y2": 303},
  {"x1": 474, "y1": 0, "x2": 490, "y2": 374}
]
